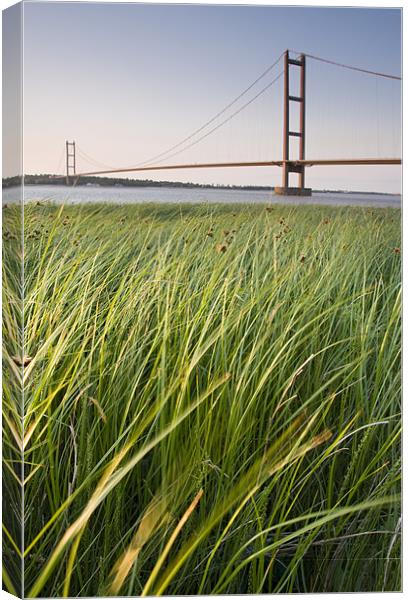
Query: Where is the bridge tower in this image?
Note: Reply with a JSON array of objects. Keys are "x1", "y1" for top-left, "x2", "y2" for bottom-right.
[
  {"x1": 65, "y1": 140, "x2": 76, "y2": 185},
  {"x1": 275, "y1": 50, "x2": 312, "y2": 196}
]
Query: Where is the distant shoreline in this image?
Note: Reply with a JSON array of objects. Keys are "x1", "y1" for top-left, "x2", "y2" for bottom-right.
[{"x1": 2, "y1": 174, "x2": 400, "y2": 196}]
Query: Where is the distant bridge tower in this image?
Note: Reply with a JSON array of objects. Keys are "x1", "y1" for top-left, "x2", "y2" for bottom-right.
[
  {"x1": 65, "y1": 140, "x2": 76, "y2": 185},
  {"x1": 275, "y1": 51, "x2": 311, "y2": 196}
]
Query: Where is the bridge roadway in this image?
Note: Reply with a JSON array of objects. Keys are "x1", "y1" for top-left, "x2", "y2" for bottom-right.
[{"x1": 52, "y1": 157, "x2": 401, "y2": 179}]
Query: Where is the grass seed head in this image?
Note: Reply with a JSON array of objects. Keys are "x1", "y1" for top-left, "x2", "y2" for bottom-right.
[
  {"x1": 12, "y1": 355, "x2": 33, "y2": 367},
  {"x1": 216, "y1": 243, "x2": 227, "y2": 254}
]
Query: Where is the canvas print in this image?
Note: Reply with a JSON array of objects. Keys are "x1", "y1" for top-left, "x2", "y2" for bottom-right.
[{"x1": 2, "y1": 1, "x2": 402, "y2": 597}]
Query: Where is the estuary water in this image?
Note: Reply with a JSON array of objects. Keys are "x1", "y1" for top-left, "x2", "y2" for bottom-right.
[{"x1": 3, "y1": 184, "x2": 401, "y2": 208}]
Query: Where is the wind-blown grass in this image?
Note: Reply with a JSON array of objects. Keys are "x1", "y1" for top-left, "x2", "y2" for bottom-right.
[{"x1": 3, "y1": 201, "x2": 401, "y2": 595}]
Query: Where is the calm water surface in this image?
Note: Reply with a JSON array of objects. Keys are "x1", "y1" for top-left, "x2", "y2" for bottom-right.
[{"x1": 3, "y1": 184, "x2": 401, "y2": 208}]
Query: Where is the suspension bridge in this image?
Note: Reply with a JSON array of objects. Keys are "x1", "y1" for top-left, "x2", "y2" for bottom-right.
[{"x1": 56, "y1": 50, "x2": 401, "y2": 196}]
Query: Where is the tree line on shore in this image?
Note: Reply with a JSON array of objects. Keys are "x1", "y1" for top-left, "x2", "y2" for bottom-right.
[{"x1": 2, "y1": 174, "x2": 273, "y2": 191}]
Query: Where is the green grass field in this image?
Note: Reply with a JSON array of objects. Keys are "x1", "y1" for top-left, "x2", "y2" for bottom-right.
[{"x1": 3, "y1": 201, "x2": 401, "y2": 595}]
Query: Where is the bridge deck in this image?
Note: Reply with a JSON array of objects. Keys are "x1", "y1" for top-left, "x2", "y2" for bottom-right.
[{"x1": 52, "y1": 157, "x2": 401, "y2": 179}]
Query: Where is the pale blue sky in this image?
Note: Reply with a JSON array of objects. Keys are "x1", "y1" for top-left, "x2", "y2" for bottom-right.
[{"x1": 19, "y1": 2, "x2": 402, "y2": 191}]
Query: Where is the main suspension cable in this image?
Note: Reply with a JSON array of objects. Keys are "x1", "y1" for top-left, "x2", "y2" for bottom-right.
[
  {"x1": 290, "y1": 50, "x2": 401, "y2": 80},
  {"x1": 132, "y1": 51, "x2": 285, "y2": 167},
  {"x1": 76, "y1": 146, "x2": 118, "y2": 172},
  {"x1": 76, "y1": 51, "x2": 285, "y2": 173},
  {"x1": 152, "y1": 71, "x2": 284, "y2": 166}
]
